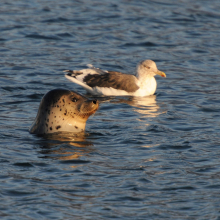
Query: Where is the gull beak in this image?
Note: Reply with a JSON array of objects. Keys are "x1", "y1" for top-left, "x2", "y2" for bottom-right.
[{"x1": 156, "y1": 70, "x2": 166, "y2": 78}]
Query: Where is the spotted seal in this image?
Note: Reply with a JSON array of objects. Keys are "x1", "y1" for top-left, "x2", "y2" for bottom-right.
[{"x1": 29, "y1": 89, "x2": 99, "y2": 134}]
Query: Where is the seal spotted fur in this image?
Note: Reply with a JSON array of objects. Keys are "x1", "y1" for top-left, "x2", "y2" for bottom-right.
[{"x1": 29, "y1": 89, "x2": 99, "y2": 134}]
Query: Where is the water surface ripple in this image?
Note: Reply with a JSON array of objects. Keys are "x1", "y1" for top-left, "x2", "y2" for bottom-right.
[{"x1": 1, "y1": 0, "x2": 220, "y2": 219}]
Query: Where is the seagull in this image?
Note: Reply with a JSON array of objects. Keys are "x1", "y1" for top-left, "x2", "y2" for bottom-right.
[{"x1": 64, "y1": 60, "x2": 166, "y2": 97}]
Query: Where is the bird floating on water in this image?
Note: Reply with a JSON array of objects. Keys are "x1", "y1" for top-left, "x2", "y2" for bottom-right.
[{"x1": 64, "y1": 60, "x2": 166, "y2": 97}]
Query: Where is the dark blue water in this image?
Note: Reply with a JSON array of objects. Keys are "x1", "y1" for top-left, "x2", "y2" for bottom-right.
[{"x1": 1, "y1": 0, "x2": 220, "y2": 219}]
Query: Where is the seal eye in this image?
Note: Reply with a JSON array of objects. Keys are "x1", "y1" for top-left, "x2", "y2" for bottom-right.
[{"x1": 72, "y1": 97, "x2": 78, "y2": 102}]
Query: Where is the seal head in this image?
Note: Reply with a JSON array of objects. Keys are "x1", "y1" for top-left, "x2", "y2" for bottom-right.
[{"x1": 29, "y1": 89, "x2": 99, "y2": 134}]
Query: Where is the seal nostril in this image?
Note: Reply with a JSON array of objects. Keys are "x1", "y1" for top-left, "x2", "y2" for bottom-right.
[{"x1": 93, "y1": 100, "x2": 97, "y2": 105}]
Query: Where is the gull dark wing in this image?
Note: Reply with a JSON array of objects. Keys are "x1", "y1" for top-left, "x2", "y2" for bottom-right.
[{"x1": 83, "y1": 71, "x2": 139, "y2": 93}]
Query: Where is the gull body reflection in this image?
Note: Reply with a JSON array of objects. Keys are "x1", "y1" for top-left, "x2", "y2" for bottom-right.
[{"x1": 112, "y1": 95, "x2": 162, "y2": 118}]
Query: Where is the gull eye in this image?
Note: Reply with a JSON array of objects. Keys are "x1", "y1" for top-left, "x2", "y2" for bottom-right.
[
  {"x1": 72, "y1": 97, "x2": 78, "y2": 102},
  {"x1": 143, "y1": 65, "x2": 150, "y2": 69}
]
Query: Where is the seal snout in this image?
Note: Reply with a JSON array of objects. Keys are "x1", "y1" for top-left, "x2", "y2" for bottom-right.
[{"x1": 79, "y1": 98, "x2": 99, "y2": 115}]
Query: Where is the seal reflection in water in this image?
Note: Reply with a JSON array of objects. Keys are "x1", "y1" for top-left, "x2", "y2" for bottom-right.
[{"x1": 29, "y1": 89, "x2": 99, "y2": 134}]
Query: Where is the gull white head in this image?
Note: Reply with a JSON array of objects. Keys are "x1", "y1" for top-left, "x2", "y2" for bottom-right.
[{"x1": 136, "y1": 60, "x2": 166, "y2": 79}]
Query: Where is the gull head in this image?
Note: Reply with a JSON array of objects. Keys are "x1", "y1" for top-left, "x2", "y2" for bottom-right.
[{"x1": 136, "y1": 60, "x2": 166, "y2": 79}]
